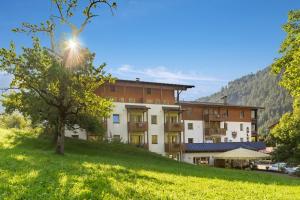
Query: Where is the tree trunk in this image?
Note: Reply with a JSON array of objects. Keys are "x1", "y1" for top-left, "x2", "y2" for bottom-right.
[
  {"x1": 56, "y1": 119, "x2": 65, "y2": 155},
  {"x1": 52, "y1": 124, "x2": 59, "y2": 144}
]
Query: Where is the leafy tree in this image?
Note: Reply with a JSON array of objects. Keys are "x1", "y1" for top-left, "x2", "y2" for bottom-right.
[
  {"x1": 0, "y1": 0, "x2": 117, "y2": 154},
  {"x1": 0, "y1": 112, "x2": 31, "y2": 129},
  {"x1": 270, "y1": 10, "x2": 300, "y2": 163}
]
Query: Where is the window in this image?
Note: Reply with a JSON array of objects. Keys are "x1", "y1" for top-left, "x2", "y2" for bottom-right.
[
  {"x1": 188, "y1": 138, "x2": 194, "y2": 143},
  {"x1": 224, "y1": 122, "x2": 228, "y2": 130},
  {"x1": 252, "y1": 124, "x2": 256, "y2": 132},
  {"x1": 110, "y1": 85, "x2": 116, "y2": 92},
  {"x1": 113, "y1": 135, "x2": 121, "y2": 141},
  {"x1": 240, "y1": 111, "x2": 245, "y2": 119},
  {"x1": 151, "y1": 115, "x2": 157, "y2": 124},
  {"x1": 251, "y1": 110, "x2": 256, "y2": 119},
  {"x1": 204, "y1": 109, "x2": 209, "y2": 115},
  {"x1": 224, "y1": 109, "x2": 229, "y2": 118},
  {"x1": 188, "y1": 123, "x2": 193, "y2": 130},
  {"x1": 246, "y1": 127, "x2": 250, "y2": 133},
  {"x1": 187, "y1": 108, "x2": 192, "y2": 116},
  {"x1": 224, "y1": 137, "x2": 228, "y2": 142},
  {"x1": 72, "y1": 135, "x2": 79, "y2": 139},
  {"x1": 113, "y1": 114, "x2": 120, "y2": 124},
  {"x1": 193, "y1": 157, "x2": 209, "y2": 165},
  {"x1": 240, "y1": 138, "x2": 244, "y2": 142},
  {"x1": 146, "y1": 88, "x2": 152, "y2": 95},
  {"x1": 152, "y1": 135, "x2": 158, "y2": 144},
  {"x1": 240, "y1": 123, "x2": 243, "y2": 131}
]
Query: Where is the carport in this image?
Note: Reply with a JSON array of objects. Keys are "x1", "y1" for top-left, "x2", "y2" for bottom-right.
[{"x1": 213, "y1": 148, "x2": 270, "y2": 168}]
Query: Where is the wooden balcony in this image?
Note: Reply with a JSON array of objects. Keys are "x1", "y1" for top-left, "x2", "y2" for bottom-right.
[
  {"x1": 128, "y1": 122, "x2": 148, "y2": 132},
  {"x1": 251, "y1": 118, "x2": 258, "y2": 123},
  {"x1": 164, "y1": 143, "x2": 185, "y2": 152},
  {"x1": 164, "y1": 122, "x2": 184, "y2": 132},
  {"x1": 204, "y1": 128, "x2": 226, "y2": 136},
  {"x1": 251, "y1": 131, "x2": 258, "y2": 136},
  {"x1": 203, "y1": 114, "x2": 226, "y2": 121}
]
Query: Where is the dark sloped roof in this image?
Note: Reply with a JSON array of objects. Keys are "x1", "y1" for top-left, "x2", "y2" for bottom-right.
[{"x1": 185, "y1": 142, "x2": 266, "y2": 153}]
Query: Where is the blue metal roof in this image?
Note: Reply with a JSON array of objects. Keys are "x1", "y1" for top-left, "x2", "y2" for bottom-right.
[{"x1": 185, "y1": 142, "x2": 266, "y2": 152}]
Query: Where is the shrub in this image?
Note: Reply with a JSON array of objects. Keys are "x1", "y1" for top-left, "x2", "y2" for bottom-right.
[{"x1": 0, "y1": 112, "x2": 31, "y2": 129}]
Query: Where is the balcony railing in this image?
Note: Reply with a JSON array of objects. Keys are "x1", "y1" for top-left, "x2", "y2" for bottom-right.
[
  {"x1": 251, "y1": 131, "x2": 258, "y2": 136},
  {"x1": 251, "y1": 118, "x2": 258, "y2": 123},
  {"x1": 164, "y1": 143, "x2": 185, "y2": 152},
  {"x1": 203, "y1": 114, "x2": 227, "y2": 121},
  {"x1": 204, "y1": 128, "x2": 226, "y2": 136},
  {"x1": 164, "y1": 122, "x2": 184, "y2": 132},
  {"x1": 128, "y1": 122, "x2": 148, "y2": 132}
]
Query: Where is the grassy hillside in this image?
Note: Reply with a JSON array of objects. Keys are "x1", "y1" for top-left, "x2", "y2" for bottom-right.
[
  {"x1": 198, "y1": 67, "x2": 293, "y2": 134},
  {"x1": 0, "y1": 128, "x2": 299, "y2": 200}
]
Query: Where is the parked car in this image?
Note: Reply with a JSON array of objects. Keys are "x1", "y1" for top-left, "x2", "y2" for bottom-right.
[
  {"x1": 284, "y1": 166, "x2": 299, "y2": 175},
  {"x1": 250, "y1": 160, "x2": 272, "y2": 170},
  {"x1": 268, "y1": 162, "x2": 287, "y2": 172}
]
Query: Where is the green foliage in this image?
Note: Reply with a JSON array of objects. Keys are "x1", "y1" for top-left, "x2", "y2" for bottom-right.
[
  {"x1": 269, "y1": 10, "x2": 300, "y2": 164},
  {"x1": 75, "y1": 114, "x2": 105, "y2": 135},
  {"x1": 270, "y1": 99, "x2": 300, "y2": 164},
  {"x1": 272, "y1": 10, "x2": 300, "y2": 98},
  {"x1": 0, "y1": 0, "x2": 117, "y2": 154},
  {"x1": 0, "y1": 128, "x2": 299, "y2": 199},
  {"x1": 198, "y1": 67, "x2": 293, "y2": 135},
  {"x1": 0, "y1": 112, "x2": 31, "y2": 129}
]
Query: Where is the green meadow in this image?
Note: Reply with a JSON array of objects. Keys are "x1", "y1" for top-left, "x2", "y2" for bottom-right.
[{"x1": 0, "y1": 128, "x2": 299, "y2": 200}]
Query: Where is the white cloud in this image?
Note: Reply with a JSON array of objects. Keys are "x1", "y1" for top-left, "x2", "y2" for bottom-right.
[
  {"x1": 116, "y1": 64, "x2": 224, "y2": 83},
  {"x1": 110, "y1": 64, "x2": 228, "y2": 100}
]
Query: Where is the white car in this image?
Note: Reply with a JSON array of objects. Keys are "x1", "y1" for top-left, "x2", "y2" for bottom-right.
[
  {"x1": 268, "y1": 162, "x2": 287, "y2": 172},
  {"x1": 284, "y1": 166, "x2": 299, "y2": 175}
]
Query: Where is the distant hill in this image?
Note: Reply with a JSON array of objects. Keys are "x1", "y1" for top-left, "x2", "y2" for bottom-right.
[{"x1": 198, "y1": 67, "x2": 293, "y2": 135}]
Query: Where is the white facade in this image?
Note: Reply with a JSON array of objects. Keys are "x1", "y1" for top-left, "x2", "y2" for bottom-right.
[
  {"x1": 221, "y1": 121, "x2": 252, "y2": 142},
  {"x1": 106, "y1": 102, "x2": 180, "y2": 155},
  {"x1": 65, "y1": 101, "x2": 255, "y2": 162},
  {"x1": 184, "y1": 120, "x2": 204, "y2": 143},
  {"x1": 65, "y1": 125, "x2": 87, "y2": 140}
]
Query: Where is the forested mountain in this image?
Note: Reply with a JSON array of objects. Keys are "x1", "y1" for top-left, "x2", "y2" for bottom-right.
[{"x1": 198, "y1": 67, "x2": 293, "y2": 135}]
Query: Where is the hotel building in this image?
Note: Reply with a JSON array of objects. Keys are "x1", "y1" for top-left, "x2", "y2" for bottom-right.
[{"x1": 65, "y1": 78, "x2": 264, "y2": 165}]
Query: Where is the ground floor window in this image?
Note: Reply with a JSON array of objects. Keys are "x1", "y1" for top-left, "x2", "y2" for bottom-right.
[
  {"x1": 152, "y1": 135, "x2": 158, "y2": 144},
  {"x1": 188, "y1": 138, "x2": 194, "y2": 143},
  {"x1": 193, "y1": 157, "x2": 210, "y2": 165},
  {"x1": 71, "y1": 135, "x2": 79, "y2": 139},
  {"x1": 130, "y1": 135, "x2": 143, "y2": 144},
  {"x1": 113, "y1": 134, "x2": 121, "y2": 142}
]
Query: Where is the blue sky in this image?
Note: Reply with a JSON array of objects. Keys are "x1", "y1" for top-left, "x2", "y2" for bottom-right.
[{"x1": 0, "y1": 0, "x2": 299, "y2": 101}]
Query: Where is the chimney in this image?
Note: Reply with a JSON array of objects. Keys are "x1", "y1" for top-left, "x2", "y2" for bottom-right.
[
  {"x1": 136, "y1": 78, "x2": 140, "y2": 82},
  {"x1": 221, "y1": 95, "x2": 228, "y2": 104}
]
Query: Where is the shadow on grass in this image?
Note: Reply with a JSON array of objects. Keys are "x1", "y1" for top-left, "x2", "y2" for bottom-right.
[{"x1": 0, "y1": 128, "x2": 299, "y2": 199}]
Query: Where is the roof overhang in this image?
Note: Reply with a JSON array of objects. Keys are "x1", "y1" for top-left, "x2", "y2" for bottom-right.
[
  {"x1": 125, "y1": 105, "x2": 150, "y2": 111},
  {"x1": 184, "y1": 142, "x2": 266, "y2": 153},
  {"x1": 115, "y1": 79, "x2": 194, "y2": 90},
  {"x1": 179, "y1": 101, "x2": 264, "y2": 110},
  {"x1": 162, "y1": 106, "x2": 186, "y2": 112}
]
